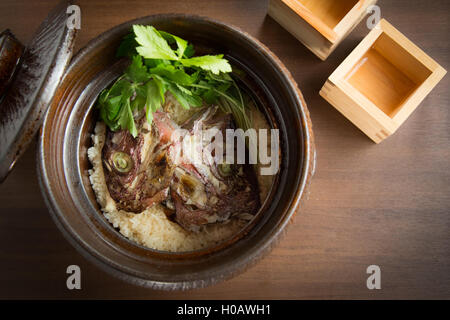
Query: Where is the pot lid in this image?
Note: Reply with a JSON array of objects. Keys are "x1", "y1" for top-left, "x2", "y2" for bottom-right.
[{"x1": 0, "y1": 0, "x2": 77, "y2": 182}]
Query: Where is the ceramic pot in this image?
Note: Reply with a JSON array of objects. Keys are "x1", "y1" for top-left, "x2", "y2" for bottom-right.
[{"x1": 38, "y1": 14, "x2": 315, "y2": 290}]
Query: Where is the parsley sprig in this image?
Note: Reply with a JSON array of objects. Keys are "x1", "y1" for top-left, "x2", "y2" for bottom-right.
[{"x1": 97, "y1": 25, "x2": 251, "y2": 137}]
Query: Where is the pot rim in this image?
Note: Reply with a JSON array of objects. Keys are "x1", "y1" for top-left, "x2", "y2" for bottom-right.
[{"x1": 38, "y1": 13, "x2": 315, "y2": 290}]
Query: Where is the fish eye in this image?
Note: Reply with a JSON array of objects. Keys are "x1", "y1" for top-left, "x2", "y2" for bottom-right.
[{"x1": 112, "y1": 152, "x2": 133, "y2": 173}]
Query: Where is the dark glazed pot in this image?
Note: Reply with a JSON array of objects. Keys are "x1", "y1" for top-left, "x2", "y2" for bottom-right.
[{"x1": 38, "y1": 14, "x2": 315, "y2": 290}]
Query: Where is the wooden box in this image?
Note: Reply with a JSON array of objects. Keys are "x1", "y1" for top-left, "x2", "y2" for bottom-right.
[
  {"x1": 268, "y1": 0, "x2": 377, "y2": 60},
  {"x1": 320, "y1": 19, "x2": 447, "y2": 143}
]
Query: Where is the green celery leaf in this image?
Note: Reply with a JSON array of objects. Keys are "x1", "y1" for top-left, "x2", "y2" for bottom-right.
[
  {"x1": 105, "y1": 95, "x2": 122, "y2": 121},
  {"x1": 100, "y1": 107, "x2": 115, "y2": 130},
  {"x1": 152, "y1": 75, "x2": 166, "y2": 103},
  {"x1": 149, "y1": 64, "x2": 194, "y2": 86},
  {"x1": 131, "y1": 91, "x2": 146, "y2": 111},
  {"x1": 159, "y1": 31, "x2": 188, "y2": 58},
  {"x1": 126, "y1": 55, "x2": 150, "y2": 83},
  {"x1": 174, "y1": 83, "x2": 193, "y2": 96},
  {"x1": 202, "y1": 89, "x2": 218, "y2": 104},
  {"x1": 215, "y1": 82, "x2": 232, "y2": 94},
  {"x1": 145, "y1": 80, "x2": 163, "y2": 123},
  {"x1": 97, "y1": 77, "x2": 129, "y2": 131},
  {"x1": 118, "y1": 98, "x2": 138, "y2": 137},
  {"x1": 133, "y1": 25, "x2": 178, "y2": 60},
  {"x1": 98, "y1": 89, "x2": 109, "y2": 106},
  {"x1": 183, "y1": 44, "x2": 195, "y2": 58},
  {"x1": 118, "y1": 83, "x2": 138, "y2": 137},
  {"x1": 180, "y1": 55, "x2": 232, "y2": 74},
  {"x1": 144, "y1": 58, "x2": 168, "y2": 68},
  {"x1": 99, "y1": 25, "x2": 250, "y2": 136},
  {"x1": 168, "y1": 83, "x2": 202, "y2": 109},
  {"x1": 116, "y1": 33, "x2": 138, "y2": 58},
  {"x1": 106, "y1": 76, "x2": 128, "y2": 98},
  {"x1": 206, "y1": 71, "x2": 233, "y2": 82}
]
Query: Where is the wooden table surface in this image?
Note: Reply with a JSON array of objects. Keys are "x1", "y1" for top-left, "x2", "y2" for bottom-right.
[{"x1": 0, "y1": 0, "x2": 449, "y2": 299}]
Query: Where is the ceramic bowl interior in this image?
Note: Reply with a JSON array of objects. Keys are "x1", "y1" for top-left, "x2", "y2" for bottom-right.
[{"x1": 39, "y1": 14, "x2": 315, "y2": 290}]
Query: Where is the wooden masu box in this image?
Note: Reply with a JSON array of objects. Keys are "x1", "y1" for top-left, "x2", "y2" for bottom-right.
[
  {"x1": 268, "y1": 0, "x2": 378, "y2": 60},
  {"x1": 320, "y1": 19, "x2": 447, "y2": 143}
]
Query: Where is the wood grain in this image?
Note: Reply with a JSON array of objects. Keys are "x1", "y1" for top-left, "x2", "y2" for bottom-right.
[
  {"x1": 0, "y1": 0, "x2": 449, "y2": 299},
  {"x1": 322, "y1": 18, "x2": 447, "y2": 144},
  {"x1": 268, "y1": 0, "x2": 378, "y2": 60}
]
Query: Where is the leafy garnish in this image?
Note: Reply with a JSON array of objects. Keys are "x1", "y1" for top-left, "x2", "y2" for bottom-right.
[
  {"x1": 126, "y1": 55, "x2": 149, "y2": 83},
  {"x1": 116, "y1": 33, "x2": 138, "y2": 58},
  {"x1": 134, "y1": 25, "x2": 179, "y2": 60},
  {"x1": 159, "y1": 30, "x2": 188, "y2": 58},
  {"x1": 180, "y1": 55, "x2": 232, "y2": 74},
  {"x1": 97, "y1": 24, "x2": 251, "y2": 137}
]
